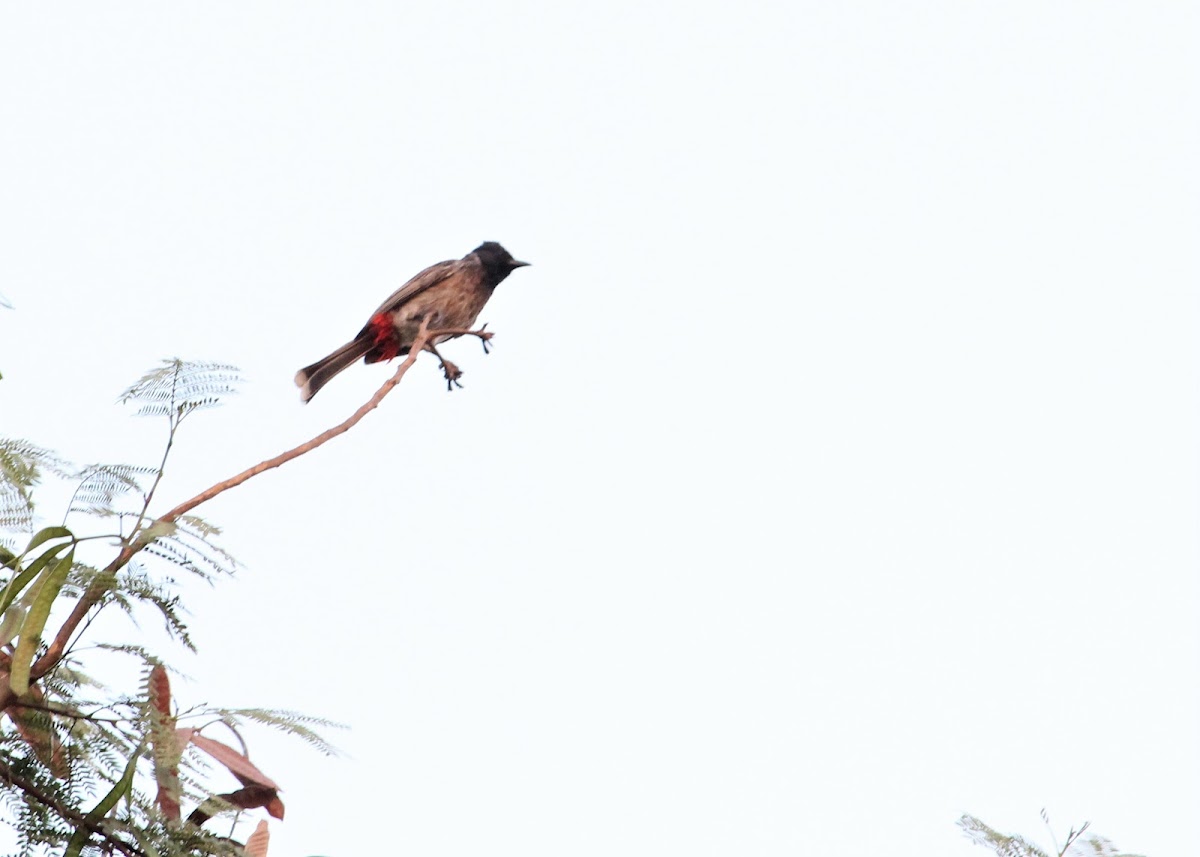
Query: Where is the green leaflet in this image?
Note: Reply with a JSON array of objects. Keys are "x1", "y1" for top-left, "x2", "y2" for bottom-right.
[
  {"x1": 0, "y1": 603, "x2": 28, "y2": 647},
  {"x1": 129, "y1": 830, "x2": 163, "y2": 857},
  {"x1": 63, "y1": 740, "x2": 145, "y2": 857},
  {"x1": 0, "y1": 526, "x2": 74, "y2": 618},
  {"x1": 134, "y1": 518, "x2": 177, "y2": 546},
  {"x1": 0, "y1": 540, "x2": 73, "y2": 615},
  {"x1": 9, "y1": 546, "x2": 75, "y2": 695},
  {"x1": 24, "y1": 526, "x2": 72, "y2": 553}
]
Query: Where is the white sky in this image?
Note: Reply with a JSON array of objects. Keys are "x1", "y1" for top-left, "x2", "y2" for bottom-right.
[{"x1": 1, "y1": 3, "x2": 1196, "y2": 856}]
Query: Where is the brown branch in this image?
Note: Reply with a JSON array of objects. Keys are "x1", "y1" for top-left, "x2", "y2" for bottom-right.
[
  {"x1": 0, "y1": 321, "x2": 456, "y2": 712},
  {"x1": 3, "y1": 696, "x2": 124, "y2": 724},
  {"x1": 157, "y1": 322, "x2": 431, "y2": 523},
  {"x1": 0, "y1": 757, "x2": 144, "y2": 857}
]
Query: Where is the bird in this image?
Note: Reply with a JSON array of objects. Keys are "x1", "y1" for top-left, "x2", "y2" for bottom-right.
[{"x1": 294, "y1": 242, "x2": 530, "y2": 402}]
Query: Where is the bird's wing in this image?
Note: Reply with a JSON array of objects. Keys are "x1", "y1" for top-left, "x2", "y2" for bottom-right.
[{"x1": 365, "y1": 259, "x2": 465, "y2": 320}]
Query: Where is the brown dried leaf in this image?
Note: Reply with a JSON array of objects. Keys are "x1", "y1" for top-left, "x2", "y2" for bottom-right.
[
  {"x1": 189, "y1": 732, "x2": 280, "y2": 790},
  {"x1": 243, "y1": 820, "x2": 270, "y2": 857},
  {"x1": 156, "y1": 778, "x2": 181, "y2": 820},
  {"x1": 147, "y1": 665, "x2": 180, "y2": 820},
  {"x1": 148, "y1": 664, "x2": 171, "y2": 717},
  {"x1": 186, "y1": 784, "x2": 284, "y2": 826},
  {"x1": 6, "y1": 686, "x2": 67, "y2": 777}
]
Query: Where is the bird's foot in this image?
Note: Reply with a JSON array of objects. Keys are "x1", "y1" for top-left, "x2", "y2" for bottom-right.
[
  {"x1": 477, "y1": 323, "x2": 494, "y2": 354},
  {"x1": 441, "y1": 360, "x2": 464, "y2": 391}
]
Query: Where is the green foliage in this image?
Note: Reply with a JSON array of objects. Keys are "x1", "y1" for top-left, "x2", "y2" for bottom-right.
[
  {"x1": 67, "y1": 464, "x2": 158, "y2": 521},
  {"x1": 118, "y1": 359, "x2": 241, "y2": 420},
  {"x1": 9, "y1": 541, "x2": 75, "y2": 695},
  {"x1": 63, "y1": 741, "x2": 143, "y2": 857},
  {"x1": 959, "y1": 812, "x2": 1144, "y2": 857},
  {"x1": 0, "y1": 441, "x2": 70, "y2": 533},
  {"x1": 0, "y1": 359, "x2": 335, "y2": 856},
  {"x1": 208, "y1": 708, "x2": 343, "y2": 758}
]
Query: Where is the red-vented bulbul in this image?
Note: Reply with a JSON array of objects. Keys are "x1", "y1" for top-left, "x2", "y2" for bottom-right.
[{"x1": 295, "y1": 242, "x2": 529, "y2": 402}]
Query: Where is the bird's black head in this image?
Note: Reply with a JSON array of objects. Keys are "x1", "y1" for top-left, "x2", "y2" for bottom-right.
[{"x1": 471, "y1": 241, "x2": 530, "y2": 286}]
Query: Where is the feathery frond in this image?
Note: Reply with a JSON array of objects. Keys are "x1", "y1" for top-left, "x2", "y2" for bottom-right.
[
  {"x1": 118, "y1": 359, "x2": 242, "y2": 419},
  {"x1": 208, "y1": 708, "x2": 344, "y2": 757},
  {"x1": 0, "y1": 440, "x2": 71, "y2": 532},
  {"x1": 960, "y1": 815, "x2": 1051, "y2": 857},
  {"x1": 67, "y1": 463, "x2": 157, "y2": 519},
  {"x1": 112, "y1": 565, "x2": 197, "y2": 651},
  {"x1": 959, "y1": 815, "x2": 1144, "y2": 857}
]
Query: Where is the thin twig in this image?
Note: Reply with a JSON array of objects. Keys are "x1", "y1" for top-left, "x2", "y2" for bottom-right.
[
  {"x1": 127, "y1": 404, "x2": 180, "y2": 546},
  {"x1": 1059, "y1": 822, "x2": 1090, "y2": 857},
  {"x1": 0, "y1": 757, "x2": 144, "y2": 857},
  {"x1": 6, "y1": 697, "x2": 125, "y2": 724}
]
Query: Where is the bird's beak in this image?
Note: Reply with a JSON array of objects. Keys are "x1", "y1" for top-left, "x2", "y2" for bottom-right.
[{"x1": 512, "y1": 260, "x2": 531, "y2": 268}]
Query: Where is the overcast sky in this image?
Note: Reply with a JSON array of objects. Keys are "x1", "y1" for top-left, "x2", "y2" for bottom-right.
[{"x1": 1, "y1": 3, "x2": 1196, "y2": 856}]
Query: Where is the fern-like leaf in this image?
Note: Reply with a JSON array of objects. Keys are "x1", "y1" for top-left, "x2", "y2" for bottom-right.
[
  {"x1": 114, "y1": 566, "x2": 197, "y2": 651},
  {"x1": 209, "y1": 708, "x2": 344, "y2": 757},
  {"x1": 1078, "y1": 836, "x2": 1145, "y2": 857},
  {"x1": 959, "y1": 815, "x2": 1051, "y2": 857},
  {"x1": 67, "y1": 463, "x2": 157, "y2": 518},
  {"x1": 117, "y1": 359, "x2": 242, "y2": 419},
  {"x1": 0, "y1": 439, "x2": 71, "y2": 531}
]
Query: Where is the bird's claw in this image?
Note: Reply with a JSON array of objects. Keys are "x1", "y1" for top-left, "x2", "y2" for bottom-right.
[
  {"x1": 478, "y1": 324, "x2": 494, "y2": 355},
  {"x1": 441, "y1": 360, "x2": 464, "y2": 391}
]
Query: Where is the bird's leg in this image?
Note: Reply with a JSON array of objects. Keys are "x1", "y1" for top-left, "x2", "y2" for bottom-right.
[
  {"x1": 424, "y1": 324, "x2": 494, "y2": 354},
  {"x1": 422, "y1": 341, "x2": 464, "y2": 390}
]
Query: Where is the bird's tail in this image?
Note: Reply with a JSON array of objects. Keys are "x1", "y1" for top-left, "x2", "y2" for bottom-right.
[{"x1": 294, "y1": 336, "x2": 373, "y2": 403}]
